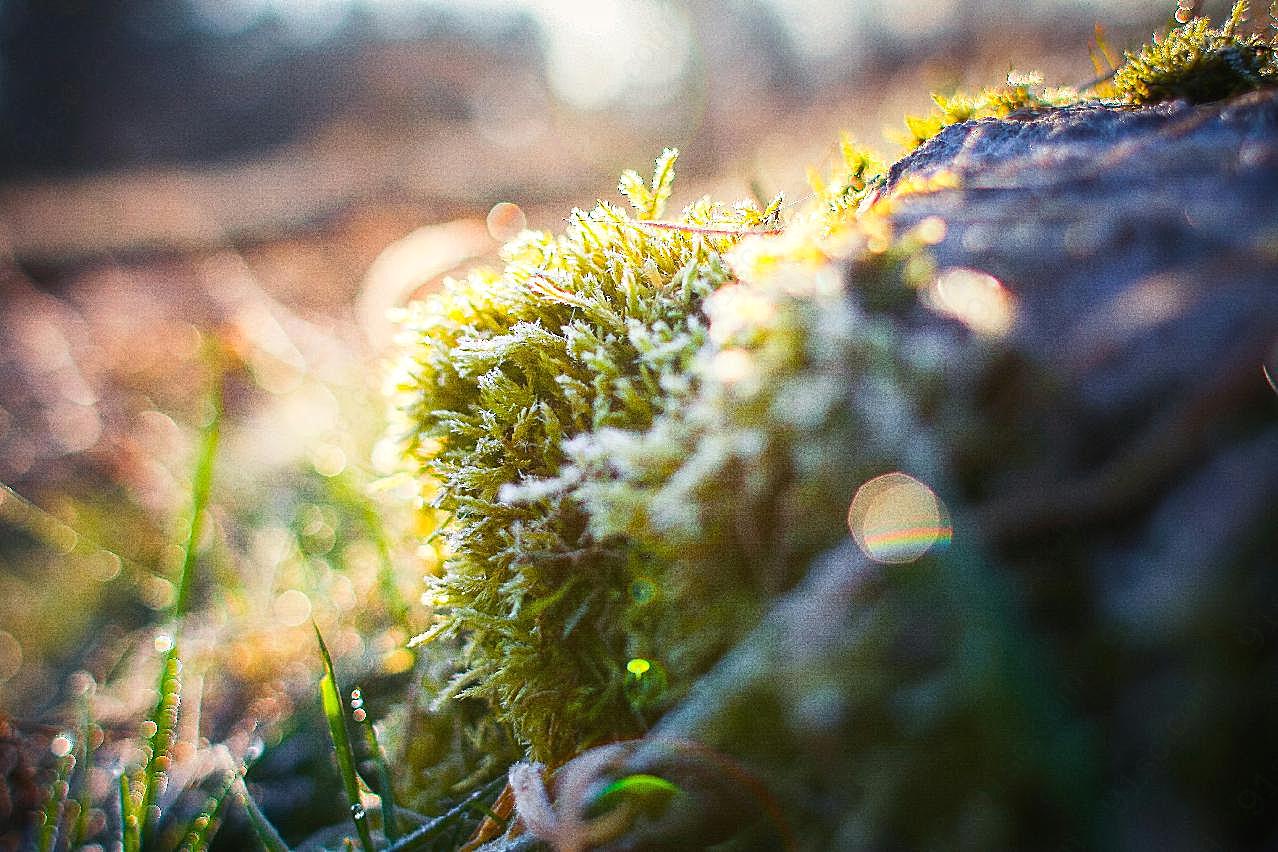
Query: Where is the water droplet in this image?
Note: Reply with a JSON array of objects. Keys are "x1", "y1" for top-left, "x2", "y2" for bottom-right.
[
  {"x1": 350, "y1": 803, "x2": 366, "y2": 820},
  {"x1": 629, "y1": 578, "x2": 656, "y2": 604},
  {"x1": 50, "y1": 734, "x2": 73, "y2": 757},
  {"x1": 311, "y1": 443, "x2": 347, "y2": 478},
  {"x1": 847, "y1": 472, "x2": 952, "y2": 565},
  {"x1": 140, "y1": 576, "x2": 176, "y2": 610},
  {"x1": 139, "y1": 720, "x2": 159, "y2": 739},
  {"x1": 68, "y1": 670, "x2": 96, "y2": 697},
  {"x1": 352, "y1": 708, "x2": 367, "y2": 723},
  {"x1": 154, "y1": 634, "x2": 174, "y2": 654},
  {"x1": 89, "y1": 550, "x2": 122, "y2": 582}
]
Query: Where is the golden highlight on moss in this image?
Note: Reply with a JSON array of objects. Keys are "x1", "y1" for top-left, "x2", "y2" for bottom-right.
[{"x1": 1110, "y1": 1, "x2": 1278, "y2": 104}]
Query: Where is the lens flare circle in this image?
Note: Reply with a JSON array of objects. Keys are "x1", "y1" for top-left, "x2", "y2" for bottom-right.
[
  {"x1": 847, "y1": 472, "x2": 952, "y2": 564},
  {"x1": 486, "y1": 202, "x2": 528, "y2": 243}
]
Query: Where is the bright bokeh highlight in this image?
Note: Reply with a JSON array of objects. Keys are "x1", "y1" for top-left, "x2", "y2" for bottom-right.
[
  {"x1": 927, "y1": 267, "x2": 1015, "y2": 337},
  {"x1": 486, "y1": 202, "x2": 528, "y2": 243},
  {"x1": 847, "y1": 472, "x2": 952, "y2": 564}
]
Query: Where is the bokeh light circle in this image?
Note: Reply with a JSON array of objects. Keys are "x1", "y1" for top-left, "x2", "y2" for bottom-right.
[
  {"x1": 847, "y1": 472, "x2": 952, "y2": 564},
  {"x1": 928, "y1": 267, "x2": 1014, "y2": 337},
  {"x1": 486, "y1": 202, "x2": 528, "y2": 243},
  {"x1": 274, "y1": 589, "x2": 313, "y2": 627}
]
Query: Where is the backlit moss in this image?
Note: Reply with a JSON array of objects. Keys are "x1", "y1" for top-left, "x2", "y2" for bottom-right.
[
  {"x1": 391, "y1": 150, "x2": 791, "y2": 761},
  {"x1": 1111, "y1": 1, "x2": 1278, "y2": 104}
]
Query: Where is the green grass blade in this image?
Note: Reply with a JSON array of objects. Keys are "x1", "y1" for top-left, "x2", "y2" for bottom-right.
[
  {"x1": 119, "y1": 772, "x2": 141, "y2": 852},
  {"x1": 174, "y1": 364, "x2": 224, "y2": 622},
  {"x1": 140, "y1": 364, "x2": 223, "y2": 844},
  {"x1": 315, "y1": 624, "x2": 376, "y2": 852},
  {"x1": 349, "y1": 686, "x2": 401, "y2": 842},
  {"x1": 233, "y1": 778, "x2": 291, "y2": 852},
  {"x1": 177, "y1": 769, "x2": 237, "y2": 852},
  {"x1": 71, "y1": 693, "x2": 96, "y2": 847},
  {"x1": 140, "y1": 639, "x2": 184, "y2": 845},
  {"x1": 36, "y1": 736, "x2": 74, "y2": 852},
  {"x1": 384, "y1": 775, "x2": 506, "y2": 852}
]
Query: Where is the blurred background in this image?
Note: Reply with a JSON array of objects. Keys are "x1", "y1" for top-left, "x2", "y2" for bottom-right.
[{"x1": 0, "y1": 0, "x2": 1186, "y2": 843}]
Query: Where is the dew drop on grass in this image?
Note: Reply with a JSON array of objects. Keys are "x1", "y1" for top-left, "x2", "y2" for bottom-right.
[
  {"x1": 350, "y1": 803, "x2": 366, "y2": 821},
  {"x1": 629, "y1": 578, "x2": 656, "y2": 604},
  {"x1": 140, "y1": 720, "x2": 159, "y2": 739},
  {"x1": 50, "y1": 734, "x2": 74, "y2": 758}
]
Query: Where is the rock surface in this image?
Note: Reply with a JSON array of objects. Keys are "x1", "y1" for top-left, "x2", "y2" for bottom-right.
[{"x1": 626, "y1": 91, "x2": 1278, "y2": 850}]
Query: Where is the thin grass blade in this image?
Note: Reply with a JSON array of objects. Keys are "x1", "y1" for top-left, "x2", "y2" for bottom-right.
[
  {"x1": 178, "y1": 769, "x2": 237, "y2": 852},
  {"x1": 316, "y1": 624, "x2": 376, "y2": 852},
  {"x1": 384, "y1": 775, "x2": 506, "y2": 852},
  {"x1": 36, "y1": 735, "x2": 74, "y2": 852},
  {"x1": 71, "y1": 691, "x2": 96, "y2": 847},
  {"x1": 233, "y1": 777, "x2": 291, "y2": 852},
  {"x1": 349, "y1": 685, "x2": 401, "y2": 842},
  {"x1": 119, "y1": 772, "x2": 141, "y2": 852},
  {"x1": 139, "y1": 365, "x2": 223, "y2": 845}
]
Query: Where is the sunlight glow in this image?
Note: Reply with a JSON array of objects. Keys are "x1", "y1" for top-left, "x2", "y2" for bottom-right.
[{"x1": 527, "y1": 0, "x2": 693, "y2": 110}]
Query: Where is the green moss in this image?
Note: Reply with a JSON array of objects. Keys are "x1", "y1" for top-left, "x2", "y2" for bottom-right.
[
  {"x1": 1111, "y1": 1, "x2": 1278, "y2": 104},
  {"x1": 895, "y1": 1, "x2": 1278, "y2": 152},
  {"x1": 391, "y1": 150, "x2": 791, "y2": 761},
  {"x1": 897, "y1": 75, "x2": 1081, "y2": 150},
  {"x1": 390, "y1": 132, "x2": 956, "y2": 763}
]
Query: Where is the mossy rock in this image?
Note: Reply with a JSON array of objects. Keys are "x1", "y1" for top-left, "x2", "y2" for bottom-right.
[
  {"x1": 392, "y1": 7, "x2": 1278, "y2": 847},
  {"x1": 633, "y1": 88, "x2": 1278, "y2": 850}
]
